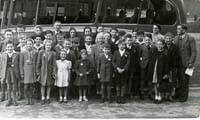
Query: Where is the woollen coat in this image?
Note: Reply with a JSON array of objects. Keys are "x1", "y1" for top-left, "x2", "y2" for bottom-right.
[
  {"x1": 20, "y1": 49, "x2": 38, "y2": 84},
  {"x1": 36, "y1": 50, "x2": 56, "y2": 86},
  {"x1": 74, "y1": 58, "x2": 93, "y2": 86},
  {"x1": 97, "y1": 54, "x2": 113, "y2": 83}
]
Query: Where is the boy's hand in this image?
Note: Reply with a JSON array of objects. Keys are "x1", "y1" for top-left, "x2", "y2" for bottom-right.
[
  {"x1": 21, "y1": 75, "x2": 24, "y2": 80},
  {"x1": 117, "y1": 67, "x2": 121, "y2": 73},
  {"x1": 97, "y1": 73, "x2": 100, "y2": 79},
  {"x1": 80, "y1": 73, "x2": 83, "y2": 77},
  {"x1": 163, "y1": 74, "x2": 168, "y2": 79}
]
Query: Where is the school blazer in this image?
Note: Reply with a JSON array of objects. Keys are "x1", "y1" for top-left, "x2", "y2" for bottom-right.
[
  {"x1": 139, "y1": 44, "x2": 157, "y2": 69},
  {"x1": 174, "y1": 33, "x2": 197, "y2": 67},
  {"x1": 112, "y1": 50, "x2": 130, "y2": 72},
  {"x1": 0, "y1": 52, "x2": 20, "y2": 81},
  {"x1": 97, "y1": 54, "x2": 113, "y2": 82}
]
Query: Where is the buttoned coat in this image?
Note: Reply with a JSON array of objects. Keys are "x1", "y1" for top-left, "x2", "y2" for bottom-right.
[
  {"x1": 97, "y1": 54, "x2": 113, "y2": 83},
  {"x1": 74, "y1": 58, "x2": 93, "y2": 86},
  {"x1": 36, "y1": 50, "x2": 56, "y2": 86},
  {"x1": 20, "y1": 49, "x2": 38, "y2": 84}
]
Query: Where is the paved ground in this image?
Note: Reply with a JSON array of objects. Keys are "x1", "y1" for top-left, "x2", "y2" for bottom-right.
[{"x1": 0, "y1": 88, "x2": 199, "y2": 119}]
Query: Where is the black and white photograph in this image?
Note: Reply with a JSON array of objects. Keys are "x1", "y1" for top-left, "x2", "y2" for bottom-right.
[{"x1": 0, "y1": 0, "x2": 199, "y2": 119}]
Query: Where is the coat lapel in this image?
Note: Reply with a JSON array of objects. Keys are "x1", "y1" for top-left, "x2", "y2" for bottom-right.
[
  {"x1": 47, "y1": 51, "x2": 53, "y2": 61},
  {"x1": 12, "y1": 52, "x2": 17, "y2": 64},
  {"x1": 181, "y1": 34, "x2": 188, "y2": 48}
]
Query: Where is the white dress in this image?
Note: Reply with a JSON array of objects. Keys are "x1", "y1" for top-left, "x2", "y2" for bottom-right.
[{"x1": 55, "y1": 60, "x2": 72, "y2": 87}]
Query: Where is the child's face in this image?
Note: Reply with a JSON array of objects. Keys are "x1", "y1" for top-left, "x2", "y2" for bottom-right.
[
  {"x1": 20, "y1": 37, "x2": 27, "y2": 45},
  {"x1": 97, "y1": 26, "x2": 103, "y2": 33},
  {"x1": 35, "y1": 28, "x2": 42, "y2": 35},
  {"x1": 64, "y1": 41, "x2": 72, "y2": 49},
  {"x1": 103, "y1": 47, "x2": 110, "y2": 55},
  {"x1": 26, "y1": 41, "x2": 33, "y2": 50},
  {"x1": 17, "y1": 28, "x2": 25, "y2": 33},
  {"x1": 81, "y1": 53, "x2": 87, "y2": 59},
  {"x1": 111, "y1": 30, "x2": 118, "y2": 38},
  {"x1": 165, "y1": 36, "x2": 173, "y2": 44},
  {"x1": 45, "y1": 33, "x2": 53, "y2": 40},
  {"x1": 85, "y1": 36, "x2": 92, "y2": 45},
  {"x1": 96, "y1": 36, "x2": 105, "y2": 45},
  {"x1": 72, "y1": 41, "x2": 80, "y2": 48},
  {"x1": 6, "y1": 44, "x2": 14, "y2": 53},
  {"x1": 4, "y1": 31, "x2": 13, "y2": 40},
  {"x1": 84, "y1": 29, "x2": 91, "y2": 35},
  {"x1": 137, "y1": 34, "x2": 144, "y2": 42},
  {"x1": 118, "y1": 43, "x2": 125, "y2": 50},
  {"x1": 35, "y1": 37, "x2": 42, "y2": 45},
  {"x1": 60, "y1": 51, "x2": 67, "y2": 60},
  {"x1": 156, "y1": 41, "x2": 164, "y2": 51},
  {"x1": 104, "y1": 33, "x2": 111, "y2": 41},
  {"x1": 45, "y1": 42, "x2": 52, "y2": 51},
  {"x1": 125, "y1": 37, "x2": 133, "y2": 46},
  {"x1": 56, "y1": 36, "x2": 63, "y2": 44},
  {"x1": 70, "y1": 30, "x2": 76, "y2": 37},
  {"x1": 145, "y1": 36, "x2": 152, "y2": 45}
]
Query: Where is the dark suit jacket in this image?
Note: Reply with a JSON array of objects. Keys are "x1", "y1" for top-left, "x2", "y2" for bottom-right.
[
  {"x1": 0, "y1": 52, "x2": 20, "y2": 81},
  {"x1": 112, "y1": 50, "x2": 130, "y2": 72},
  {"x1": 97, "y1": 54, "x2": 113, "y2": 82},
  {"x1": 174, "y1": 33, "x2": 197, "y2": 67},
  {"x1": 126, "y1": 43, "x2": 141, "y2": 74},
  {"x1": 139, "y1": 44, "x2": 157, "y2": 69}
]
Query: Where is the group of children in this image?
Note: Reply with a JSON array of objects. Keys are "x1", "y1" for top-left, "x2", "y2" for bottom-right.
[{"x1": 0, "y1": 22, "x2": 181, "y2": 107}]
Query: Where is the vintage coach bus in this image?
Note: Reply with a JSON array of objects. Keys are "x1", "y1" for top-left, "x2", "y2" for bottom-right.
[{"x1": 0, "y1": 0, "x2": 186, "y2": 34}]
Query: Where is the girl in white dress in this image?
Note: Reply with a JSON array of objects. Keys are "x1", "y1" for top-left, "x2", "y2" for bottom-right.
[{"x1": 55, "y1": 50, "x2": 72, "y2": 103}]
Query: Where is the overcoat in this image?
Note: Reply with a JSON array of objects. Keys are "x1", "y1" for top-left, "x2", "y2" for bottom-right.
[
  {"x1": 20, "y1": 49, "x2": 38, "y2": 84},
  {"x1": 97, "y1": 54, "x2": 113, "y2": 83},
  {"x1": 74, "y1": 58, "x2": 93, "y2": 86},
  {"x1": 36, "y1": 50, "x2": 56, "y2": 86}
]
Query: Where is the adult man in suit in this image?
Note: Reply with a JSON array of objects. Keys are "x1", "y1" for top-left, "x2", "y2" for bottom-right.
[
  {"x1": 139, "y1": 33, "x2": 157, "y2": 99},
  {"x1": 174, "y1": 24, "x2": 197, "y2": 102}
]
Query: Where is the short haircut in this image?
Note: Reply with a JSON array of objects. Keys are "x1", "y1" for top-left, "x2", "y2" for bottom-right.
[
  {"x1": 34, "y1": 35, "x2": 43, "y2": 39},
  {"x1": 157, "y1": 39, "x2": 165, "y2": 45},
  {"x1": 118, "y1": 39, "x2": 125, "y2": 45},
  {"x1": 118, "y1": 31, "x2": 126, "y2": 36},
  {"x1": 110, "y1": 27, "x2": 119, "y2": 33},
  {"x1": 4, "y1": 29, "x2": 13, "y2": 34},
  {"x1": 145, "y1": 33, "x2": 152, "y2": 39},
  {"x1": 165, "y1": 32, "x2": 174, "y2": 38},
  {"x1": 26, "y1": 38, "x2": 34, "y2": 44},
  {"x1": 84, "y1": 26, "x2": 92, "y2": 32},
  {"x1": 54, "y1": 20, "x2": 61, "y2": 24},
  {"x1": 179, "y1": 24, "x2": 188, "y2": 30},
  {"x1": 125, "y1": 34, "x2": 132, "y2": 39},
  {"x1": 16, "y1": 24, "x2": 25, "y2": 30},
  {"x1": 44, "y1": 30, "x2": 53, "y2": 35},
  {"x1": 103, "y1": 43, "x2": 111, "y2": 49},
  {"x1": 34, "y1": 25, "x2": 43, "y2": 30},
  {"x1": 80, "y1": 49, "x2": 87, "y2": 55},
  {"x1": 154, "y1": 24, "x2": 162, "y2": 31},
  {"x1": 5, "y1": 40, "x2": 14, "y2": 46},
  {"x1": 132, "y1": 28, "x2": 139, "y2": 33},
  {"x1": 69, "y1": 27, "x2": 77, "y2": 33},
  {"x1": 137, "y1": 30, "x2": 144, "y2": 36}
]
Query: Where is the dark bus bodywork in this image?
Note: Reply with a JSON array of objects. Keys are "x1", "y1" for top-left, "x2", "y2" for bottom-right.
[{"x1": 0, "y1": 0, "x2": 186, "y2": 34}]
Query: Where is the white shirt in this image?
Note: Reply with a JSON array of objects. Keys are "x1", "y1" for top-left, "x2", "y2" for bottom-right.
[
  {"x1": 34, "y1": 44, "x2": 43, "y2": 51},
  {"x1": 119, "y1": 49, "x2": 125, "y2": 56}
]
